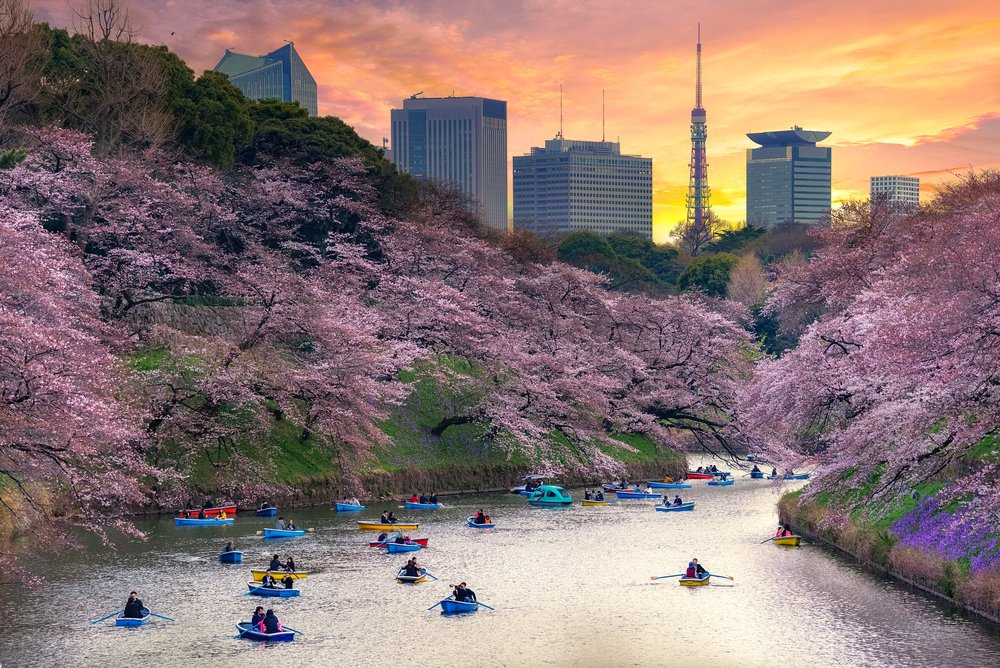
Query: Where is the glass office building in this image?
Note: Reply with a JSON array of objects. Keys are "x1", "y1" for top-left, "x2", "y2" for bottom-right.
[
  {"x1": 512, "y1": 138, "x2": 653, "y2": 239},
  {"x1": 214, "y1": 43, "x2": 318, "y2": 116},
  {"x1": 390, "y1": 96, "x2": 508, "y2": 232},
  {"x1": 746, "y1": 127, "x2": 832, "y2": 227}
]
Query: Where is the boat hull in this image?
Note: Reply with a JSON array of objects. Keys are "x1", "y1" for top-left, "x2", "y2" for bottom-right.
[
  {"x1": 707, "y1": 480, "x2": 734, "y2": 486},
  {"x1": 528, "y1": 485, "x2": 574, "y2": 505},
  {"x1": 773, "y1": 535, "x2": 802, "y2": 546},
  {"x1": 369, "y1": 538, "x2": 429, "y2": 547},
  {"x1": 174, "y1": 518, "x2": 234, "y2": 526},
  {"x1": 357, "y1": 521, "x2": 419, "y2": 531},
  {"x1": 686, "y1": 473, "x2": 714, "y2": 480},
  {"x1": 466, "y1": 517, "x2": 496, "y2": 528},
  {"x1": 679, "y1": 575, "x2": 711, "y2": 586},
  {"x1": 616, "y1": 491, "x2": 661, "y2": 499},
  {"x1": 439, "y1": 598, "x2": 478, "y2": 614},
  {"x1": 404, "y1": 502, "x2": 443, "y2": 510},
  {"x1": 219, "y1": 550, "x2": 243, "y2": 564},
  {"x1": 386, "y1": 542, "x2": 422, "y2": 553},
  {"x1": 263, "y1": 528, "x2": 305, "y2": 538},
  {"x1": 255, "y1": 507, "x2": 278, "y2": 517},
  {"x1": 750, "y1": 471, "x2": 764, "y2": 479},
  {"x1": 334, "y1": 503, "x2": 365, "y2": 512},
  {"x1": 236, "y1": 622, "x2": 295, "y2": 641},
  {"x1": 602, "y1": 484, "x2": 627, "y2": 493},
  {"x1": 250, "y1": 569, "x2": 309, "y2": 582},
  {"x1": 396, "y1": 568, "x2": 427, "y2": 584},
  {"x1": 768, "y1": 474, "x2": 810, "y2": 480},
  {"x1": 581, "y1": 500, "x2": 608, "y2": 506},
  {"x1": 247, "y1": 581, "x2": 301, "y2": 597},
  {"x1": 648, "y1": 481, "x2": 691, "y2": 489},
  {"x1": 115, "y1": 610, "x2": 150, "y2": 627},
  {"x1": 656, "y1": 502, "x2": 696, "y2": 512}
]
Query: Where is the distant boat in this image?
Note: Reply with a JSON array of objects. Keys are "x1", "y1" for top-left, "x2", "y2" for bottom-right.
[
  {"x1": 404, "y1": 501, "x2": 443, "y2": 510},
  {"x1": 466, "y1": 516, "x2": 495, "y2": 528},
  {"x1": 527, "y1": 485, "x2": 573, "y2": 506},
  {"x1": 246, "y1": 581, "x2": 300, "y2": 597},
  {"x1": 616, "y1": 491, "x2": 661, "y2": 499},
  {"x1": 250, "y1": 569, "x2": 309, "y2": 582},
  {"x1": 262, "y1": 527, "x2": 305, "y2": 539},
  {"x1": 357, "y1": 521, "x2": 419, "y2": 531},
  {"x1": 115, "y1": 609, "x2": 150, "y2": 627},
  {"x1": 772, "y1": 535, "x2": 802, "y2": 546},
  {"x1": 581, "y1": 499, "x2": 609, "y2": 506},
  {"x1": 648, "y1": 481, "x2": 691, "y2": 489},
  {"x1": 686, "y1": 472, "x2": 714, "y2": 480},
  {"x1": 438, "y1": 597, "x2": 478, "y2": 614},
  {"x1": 679, "y1": 574, "x2": 711, "y2": 586},
  {"x1": 236, "y1": 621, "x2": 295, "y2": 641},
  {"x1": 255, "y1": 506, "x2": 278, "y2": 517},
  {"x1": 385, "y1": 541, "x2": 422, "y2": 553},
  {"x1": 656, "y1": 502, "x2": 695, "y2": 512},
  {"x1": 175, "y1": 517, "x2": 234, "y2": 527},
  {"x1": 219, "y1": 550, "x2": 243, "y2": 564},
  {"x1": 334, "y1": 502, "x2": 365, "y2": 512},
  {"x1": 707, "y1": 479, "x2": 734, "y2": 487},
  {"x1": 176, "y1": 505, "x2": 236, "y2": 517}
]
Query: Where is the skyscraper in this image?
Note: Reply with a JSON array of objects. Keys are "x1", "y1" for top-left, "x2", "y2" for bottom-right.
[
  {"x1": 390, "y1": 96, "x2": 508, "y2": 232},
  {"x1": 512, "y1": 138, "x2": 653, "y2": 239},
  {"x1": 746, "y1": 127, "x2": 832, "y2": 227},
  {"x1": 686, "y1": 24, "x2": 710, "y2": 230},
  {"x1": 213, "y1": 43, "x2": 318, "y2": 116},
  {"x1": 870, "y1": 175, "x2": 919, "y2": 209}
]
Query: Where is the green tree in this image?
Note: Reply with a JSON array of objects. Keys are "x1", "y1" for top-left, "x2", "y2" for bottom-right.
[
  {"x1": 170, "y1": 70, "x2": 254, "y2": 167},
  {"x1": 677, "y1": 252, "x2": 739, "y2": 297},
  {"x1": 705, "y1": 224, "x2": 767, "y2": 254}
]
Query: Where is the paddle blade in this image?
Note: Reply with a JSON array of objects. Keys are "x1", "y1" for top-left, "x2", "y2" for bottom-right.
[{"x1": 475, "y1": 601, "x2": 496, "y2": 611}]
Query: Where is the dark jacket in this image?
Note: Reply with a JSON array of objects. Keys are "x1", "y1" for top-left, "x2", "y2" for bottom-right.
[
  {"x1": 123, "y1": 598, "x2": 145, "y2": 618},
  {"x1": 454, "y1": 586, "x2": 476, "y2": 602},
  {"x1": 251, "y1": 611, "x2": 265, "y2": 626},
  {"x1": 263, "y1": 611, "x2": 281, "y2": 634},
  {"x1": 268, "y1": 558, "x2": 283, "y2": 570}
]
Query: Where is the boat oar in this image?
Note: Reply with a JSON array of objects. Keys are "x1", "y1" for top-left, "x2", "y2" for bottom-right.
[
  {"x1": 760, "y1": 536, "x2": 778, "y2": 544},
  {"x1": 706, "y1": 572, "x2": 735, "y2": 580},
  {"x1": 89, "y1": 609, "x2": 124, "y2": 624},
  {"x1": 475, "y1": 601, "x2": 496, "y2": 611},
  {"x1": 649, "y1": 574, "x2": 684, "y2": 580},
  {"x1": 282, "y1": 625, "x2": 304, "y2": 635},
  {"x1": 147, "y1": 611, "x2": 175, "y2": 622},
  {"x1": 427, "y1": 601, "x2": 443, "y2": 611},
  {"x1": 423, "y1": 571, "x2": 439, "y2": 581}
]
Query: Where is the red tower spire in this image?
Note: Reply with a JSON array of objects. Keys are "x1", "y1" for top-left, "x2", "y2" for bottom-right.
[{"x1": 686, "y1": 23, "x2": 711, "y2": 230}]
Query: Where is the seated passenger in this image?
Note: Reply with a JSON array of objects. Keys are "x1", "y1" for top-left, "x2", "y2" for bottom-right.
[
  {"x1": 123, "y1": 591, "x2": 145, "y2": 618},
  {"x1": 250, "y1": 606, "x2": 265, "y2": 626},
  {"x1": 262, "y1": 609, "x2": 283, "y2": 634},
  {"x1": 269, "y1": 554, "x2": 283, "y2": 571}
]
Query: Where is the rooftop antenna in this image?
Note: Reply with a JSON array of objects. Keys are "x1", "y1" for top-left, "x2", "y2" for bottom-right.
[
  {"x1": 559, "y1": 83, "x2": 564, "y2": 139},
  {"x1": 602, "y1": 89, "x2": 606, "y2": 142}
]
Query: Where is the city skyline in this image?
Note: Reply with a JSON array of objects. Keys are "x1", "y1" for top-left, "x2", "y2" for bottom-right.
[{"x1": 30, "y1": 0, "x2": 1000, "y2": 242}]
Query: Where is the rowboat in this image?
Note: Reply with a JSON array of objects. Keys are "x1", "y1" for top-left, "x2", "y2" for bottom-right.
[
  {"x1": 176, "y1": 505, "x2": 236, "y2": 518},
  {"x1": 711, "y1": 471, "x2": 732, "y2": 477},
  {"x1": 115, "y1": 609, "x2": 150, "y2": 627},
  {"x1": 528, "y1": 485, "x2": 573, "y2": 506},
  {"x1": 616, "y1": 491, "x2": 661, "y2": 499},
  {"x1": 236, "y1": 621, "x2": 295, "y2": 642},
  {"x1": 581, "y1": 499, "x2": 608, "y2": 506},
  {"x1": 767, "y1": 473, "x2": 810, "y2": 480},
  {"x1": 357, "y1": 521, "x2": 419, "y2": 531},
  {"x1": 467, "y1": 517, "x2": 495, "y2": 528},
  {"x1": 250, "y1": 569, "x2": 309, "y2": 582},
  {"x1": 772, "y1": 535, "x2": 802, "y2": 546},
  {"x1": 334, "y1": 502, "x2": 365, "y2": 512},
  {"x1": 655, "y1": 502, "x2": 696, "y2": 511},
  {"x1": 175, "y1": 517, "x2": 234, "y2": 526},
  {"x1": 679, "y1": 574, "x2": 711, "y2": 586},
  {"x1": 511, "y1": 474, "x2": 547, "y2": 495},
  {"x1": 386, "y1": 541, "x2": 422, "y2": 553},
  {"x1": 438, "y1": 597, "x2": 478, "y2": 614},
  {"x1": 255, "y1": 507, "x2": 278, "y2": 517},
  {"x1": 602, "y1": 484, "x2": 628, "y2": 492},
  {"x1": 707, "y1": 479, "x2": 734, "y2": 486},
  {"x1": 219, "y1": 550, "x2": 243, "y2": 564},
  {"x1": 686, "y1": 472, "x2": 714, "y2": 480},
  {"x1": 404, "y1": 502, "x2": 443, "y2": 510},
  {"x1": 750, "y1": 471, "x2": 765, "y2": 479},
  {"x1": 263, "y1": 527, "x2": 305, "y2": 538},
  {"x1": 396, "y1": 568, "x2": 428, "y2": 584},
  {"x1": 246, "y1": 581, "x2": 300, "y2": 597},
  {"x1": 647, "y1": 481, "x2": 691, "y2": 489},
  {"x1": 369, "y1": 537, "x2": 429, "y2": 547}
]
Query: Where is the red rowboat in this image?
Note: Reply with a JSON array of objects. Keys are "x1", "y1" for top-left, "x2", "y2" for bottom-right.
[
  {"x1": 369, "y1": 537, "x2": 429, "y2": 547},
  {"x1": 686, "y1": 473, "x2": 714, "y2": 480},
  {"x1": 176, "y1": 505, "x2": 237, "y2": 518}
]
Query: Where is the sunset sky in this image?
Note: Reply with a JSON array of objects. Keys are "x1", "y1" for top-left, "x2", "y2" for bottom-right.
[{"x1": 33, "y1": 0, "x2": 1000, "y2": 242}]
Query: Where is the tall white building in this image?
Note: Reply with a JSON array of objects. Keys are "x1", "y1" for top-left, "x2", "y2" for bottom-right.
[
  {"x1": 870, "y1": 175, "x2": 919, "y2": 209},
  {"x1": 390, "y1": 96, "x2": 508, "y2": 231},
  {"x1": 512, "y1": 138, "x2": 653, "y2": 239}
]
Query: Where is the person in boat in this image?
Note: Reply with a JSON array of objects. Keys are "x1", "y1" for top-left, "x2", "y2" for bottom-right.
[
  {"x1": 673, "y1": 495, "x2": 683, "y2": 506},
  {"x1": 751, "y1": 465, "x2": 761, "y2": 474},
  {"x1": 401, "y1": 558, "x2": 421, "y2": 577},
  {"x1": 595, "y1": 490, "x2": 604, "y2": 501},
  {"x1": 387, "y1": 512, "x2": 397, "y2": 523},
  {"x1": 473, "y1": 510, "x2": 487, "y2": 524},
  {"x1": 284, "y1": 555, "x2": 296, "y2": 572},
  {"x1": 347, "y1": 496, "x2": 360, "y2": 506},
  {"x1": 644, "y1": 485, "x2": 654, "y2": 495},
  {"x1": 222, "y1": 540, "x2": 235, "y2": 554},
  {"x1": 409, "y1": 492, "x2": 419, "y2": 503},
  {"x1": 377, "y1": 532, "x2": 388, "y2": 542},
  {"x1": 185, "y1": 499, "x2": 194, "y2": 511},
  {"x1": 380, "y1": 511, "x2": 390, "y2": 523},
  {"x1": 394, "y1": 534, "x2": 406, "y2": 544},
  {"x1": 685, "y1": 561, "x2": 697, "y2": 578},
  {"x1": 261, "y1": 609, "x2": 284, "y2": 634},
  {"x1": 275, "y1": 517, "x2": 286, "y2": 530},
  {"x1": 250, "y1": 606, "x2": 265, "y2": 627},
  {"x1": 584, "y1": 490, "x2": 592, "y2": 500},
  {"x1": 692, "y1": 558, "x2": 707, "y2": 577},
  {"x1": 771, "y1": 467, "x2": 777, "y2": 477},
  {"x1": 287, "y1": 519, "x2": 297, "y2": 530},
  {"x1": 269, "y1": 554, "x2": 283, "y2": 571},
  {"x1": 662, "y1": 475, "x2": 673, "y2": 484},
  {"x1": 259, "y1": 501, "x2": 271, "y2": 510},
  {"x1": 695, "y1": 466, "x2": 704, "y2": 473},
  {"x1": 282, "y1": 573, "x2": 295, "y2": 589},
  {"x1": 123, "y1": 591, "x2": 145, "y2": 618},
  {"x1": 781, "y1": 525, "x2": 794, "y2": 537},
  {"x1": 261, "y1": 570, "x2": 278, "y2": 588},
  {"x1": 452, "y1": 582, "x2": 477, "y2": 602},
  {"x1": 419, "y1": 492, "x2": 428, "y2": 504},
  {"x1": 197, "y1": 508, "x2": 206, "y2": 519},
  {"x1": 429, "y1": 492, "x2": 439, "y2": 504},
  {"x1": 218, "y1": 510, "x2": 228, "y2": 520},
  {"x1": 711, "y1": 465, "x2": 719, "y2": 473}
]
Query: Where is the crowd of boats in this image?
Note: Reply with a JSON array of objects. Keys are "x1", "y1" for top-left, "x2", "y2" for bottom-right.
[{"x1": 90, "y1": 465, "x2": 807, "y2": 641}]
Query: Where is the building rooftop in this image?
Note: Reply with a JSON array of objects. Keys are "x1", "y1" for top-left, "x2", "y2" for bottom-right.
[{"x1": 747, "y1": 126, "x2": 832, "y2": 147}]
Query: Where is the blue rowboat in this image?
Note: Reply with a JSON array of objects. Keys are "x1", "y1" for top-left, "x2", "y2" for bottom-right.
[
  {"x1": 247, "y1": 581, "x2": 301, "y2": 597},
  {"x1": 263, "y1": 528, "x2": 305, "y2": 539},
  {"x1": 707, "y1": 479, "x2": 734, "y2": 486},
  {"x1": 750, "y1": 471, "x2": 765, "y2": 479},
  {"x1": 767, "y1": 473, "x2": 810, "y2": 480},
  {"x1": 656, "y1": 502, "x2": 696, "y2": 512},
  {"x1": 385, "y1": 541, "x2": 422, "y2": 553},
  {"x1": 616, "y1": 491, "x2": 662, "y2": 499},
  {"x1": 175, "y1": 517, "x2": 234, "y2": 526},
  {"x1": 334, "y1": 502, "x2": 365, "y2": 512},
  {"x1": 255, "y1": 507, "x2": 278, "y2": 517},
  {"x1": 236, "y1": 622, "x2": 295, "y2": 641},
  {"x1": 648, "y1": 482, "x2": 692, "y2": 489},
  {"x1": 602, "y1": 484, "x2": 628, "y2": 492},
  {"x1": 219, "y1": 550, "x2": 243, "y2": 564},
  {"x1": 711, "y1": 471, "x2": 731, "y2": 477},
  {"x1": 439, "y1": 597, "x2": 478, "y2": 614},
  {"x1": 466, "y1": 517, "x2": 495, "y2": 528},
  {"x1": 115, "y1": 609, "x2": 150, "y2": 627},
  {"x1": 404, "y1": 502, "x2": 443, "y2": 510}
]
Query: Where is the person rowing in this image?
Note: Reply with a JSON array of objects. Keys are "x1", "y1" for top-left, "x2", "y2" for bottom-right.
[
  {"x1": 419, "y1": 492, "x2": 428, "y2": 503},
  {"x1": 286, "y1": 519, "x2": 296, "y2": 530},
  {"x1": 452, "y1": 582, "x2": 477, "y2": 602},
  {"x1": 672, "y1": 495, "x2": 683, "y2": 506},
  {"x1": 584, "y1": 490, "x2": 592, "y2": 500},
  {"x1": 377, "y1": 532, "x2": 388, "y2": 543},
  {"x1": 284, "y1": 555, "x2": 296, "y2": 572},
  {"x1": 662, "y1": 475, "x2": 673, "y2": 483},
  {"x1": 250, "y1": 606, "x2": 265, "y2": 627},
  {"x1": 401, "y1": 558, "x2": 421, "y2": 578},
  {"x1": 595, "y1": 490, "x2": 604, "y2": 501},
  {"x1": 473, "y1": 509, "x2": 489, "y2": 525},
  {"x1": 684, "y1": 558, "x2": 708, "y2": 578},
  {"x1": 260, "y1": 570, "x2": 279, "y2": 588},
  {"x1": 751, "y1": 465, "x2": 761, "y2": 473},
  {"x1": 222, "y1": 540, "x2": 236, "y2": 554},
  {"x1": 275, "y1": 516, "x2": 286, "y2": 530},
  {"x1": 409, "y1": 492, "x2": 419, "y2": 503},
  {"x1": 429, "y1": 491, "x2": 439, "y2": 503},
  {"x1": 123, "y1": 591, "x2": 145, "y2": 618},
  {"x1": 268, "y1": 554, "x2": 283, "y2": 571}
]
